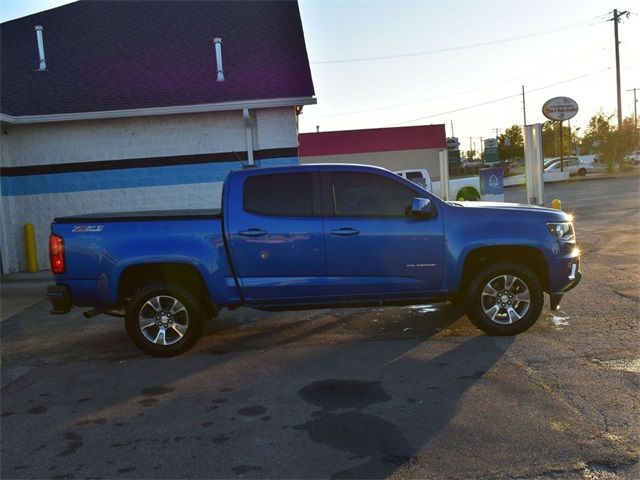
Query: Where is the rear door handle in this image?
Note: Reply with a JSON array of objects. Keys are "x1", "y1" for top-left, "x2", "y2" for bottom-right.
[
  {"x1": 330, "y1": 227, "x2": 360, "y2": 237},
  {"x1": 238, "y1": 228, "x2": 267, "y2": 237}
]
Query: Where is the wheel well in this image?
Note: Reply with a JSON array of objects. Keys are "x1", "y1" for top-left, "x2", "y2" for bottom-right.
[
  {"x1": 459, "y1": 246, "x2": 549, "y2": 296},
  {"x1": 118, "y1": 263, "x2": 208, "y2": 304}
]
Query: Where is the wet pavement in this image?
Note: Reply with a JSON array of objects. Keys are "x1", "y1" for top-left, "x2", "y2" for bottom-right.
[{"x1": 1, "y1": 176, "x2": 639, "y2": 479}]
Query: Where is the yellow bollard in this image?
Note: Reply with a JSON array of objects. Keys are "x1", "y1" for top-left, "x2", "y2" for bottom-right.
[
  {"x1": 24, "y1": 223, "x2": 38, "y2": 272},
  {"x1": 551, "y1": 199, "x2": 562, "y2": 210}
]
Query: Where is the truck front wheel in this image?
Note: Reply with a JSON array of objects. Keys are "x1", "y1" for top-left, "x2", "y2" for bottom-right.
[
  {"x1": 464, "y1": 262, "x2": 543, "y2": 335},
  {"x1": 125, "y1": 283, "x2": 205, "y2": 357}
]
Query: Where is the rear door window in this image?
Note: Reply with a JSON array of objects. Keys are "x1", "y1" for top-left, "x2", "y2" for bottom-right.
[{"x1": 243, "y1": 173, "x2": 314, "y2": 216}]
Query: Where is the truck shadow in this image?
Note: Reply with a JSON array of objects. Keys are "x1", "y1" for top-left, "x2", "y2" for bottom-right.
[
  {"x1": 1, "y1": 301, "x2": 515, "y2": 479},
  {"x1": 293, "y1": 334, "x2": 514, "y2": 479},
  {"x1": 197, "y1": 302, "x2": 472, "y2": 354}
]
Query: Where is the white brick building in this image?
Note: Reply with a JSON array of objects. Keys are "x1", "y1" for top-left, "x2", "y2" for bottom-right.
[{"x1": 0, "y1": 1, "x2": 316, "y2": 273}]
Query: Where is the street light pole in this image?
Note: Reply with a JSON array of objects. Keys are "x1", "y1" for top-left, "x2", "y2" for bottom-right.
[
  {"x1": 522, "y1": 85, "x2": 527, "y2": 126},
  {"x1": 627, "y1": 87, "x2": 638, "y2": 130}
]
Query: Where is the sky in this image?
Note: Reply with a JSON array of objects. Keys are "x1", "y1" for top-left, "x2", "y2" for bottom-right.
[{"x1": 1, "y1": 0, "x2": 638, "y2": 153}]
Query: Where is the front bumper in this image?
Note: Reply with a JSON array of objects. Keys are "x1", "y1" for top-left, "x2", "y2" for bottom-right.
[
  {"x1": 549, "y1": 260, "x2": 582, "y2": 311},
  {"x1": 47, "y1": 284, "x2": 72, "y2": 314}
]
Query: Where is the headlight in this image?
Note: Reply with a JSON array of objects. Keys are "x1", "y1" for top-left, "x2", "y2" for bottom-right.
[{"x1": 546, "y1": 222, "x2": 575, "y2": 242}]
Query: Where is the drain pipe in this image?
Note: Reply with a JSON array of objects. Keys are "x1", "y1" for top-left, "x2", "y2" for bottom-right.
[
  {"x1": 34, "y1": 25, "x2": 46, "y2": 71},
  {"x1": 243, "y1": 108, "x2": 254, "y2": 166}
]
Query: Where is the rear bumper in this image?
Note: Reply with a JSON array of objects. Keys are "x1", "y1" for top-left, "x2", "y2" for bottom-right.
[{"x1": 47, "y1": 284, "x2": 72, "y2": 314}]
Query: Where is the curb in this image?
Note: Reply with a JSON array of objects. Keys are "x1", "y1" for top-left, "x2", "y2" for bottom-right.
[{"x1": 504, "y1": 171, "x2": 638, "y2": 188}]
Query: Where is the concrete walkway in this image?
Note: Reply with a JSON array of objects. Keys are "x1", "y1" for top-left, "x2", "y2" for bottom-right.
[{"x1": 0, "y1": 271, "x2": 52, "y2": 322}]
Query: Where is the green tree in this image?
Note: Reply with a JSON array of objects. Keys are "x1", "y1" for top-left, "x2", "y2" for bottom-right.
[
  {"x1": 618, "y1": 116, "x2": 640, "y2": 159},
  {"x1": 498, "y1": 125, "x2": 524, "y2": 160},
  {"x1": 580, "y1": 111, "x2": 633, "y2": 171},
  {"x1": 463, "y1": 149, "x2": 477, "y2": 160},
  {"x1": 541, "y1": 121, "x2": 575, "y2": 158}
]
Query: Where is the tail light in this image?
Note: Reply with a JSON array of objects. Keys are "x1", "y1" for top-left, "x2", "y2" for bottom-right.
[{"x1": 49, "y1": 234, "x2": 65, "y2": 274}]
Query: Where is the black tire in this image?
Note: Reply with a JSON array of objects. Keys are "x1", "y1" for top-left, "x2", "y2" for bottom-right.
[
  {"x1": 464, "y1": 262, "x2": 543, "y2": 336},
  {"x1": 578, "y1": 168, "x2": 587, "y2": 176},
  {"x1": 125, "y1": 283, "x2": 205, "y2": 357}
]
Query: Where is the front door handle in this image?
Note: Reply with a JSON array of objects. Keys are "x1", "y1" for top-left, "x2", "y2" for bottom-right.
[
  {"x1": 330, "y1": 227, "x2": 360, "y2": 237},
  {"x1": 238, "y1": 228, "x2": 267, "y2": 237}
]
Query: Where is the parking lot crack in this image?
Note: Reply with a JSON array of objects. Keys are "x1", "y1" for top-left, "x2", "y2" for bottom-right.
[{"x1": 503, "y1": 352, "x2": 604, "y2": 432}]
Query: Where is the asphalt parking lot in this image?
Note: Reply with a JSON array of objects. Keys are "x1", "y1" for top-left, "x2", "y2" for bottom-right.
[{"x1": 1, "y1": 175, "x2": 639, "y2": 480}]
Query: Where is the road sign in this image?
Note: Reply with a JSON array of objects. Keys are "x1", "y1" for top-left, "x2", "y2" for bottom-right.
[{"x1": 542, "y1": 97, "x2": 579, "y2": 121}]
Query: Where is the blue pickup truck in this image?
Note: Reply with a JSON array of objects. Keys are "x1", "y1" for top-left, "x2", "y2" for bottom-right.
[{"x1": 47, "y1": 164, "x2": 581, "y2": 356}]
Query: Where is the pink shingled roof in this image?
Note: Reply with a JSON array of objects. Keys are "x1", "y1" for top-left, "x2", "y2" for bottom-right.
[{"x1": 299, "y1": 125, "x2": 446, "y2": 157}]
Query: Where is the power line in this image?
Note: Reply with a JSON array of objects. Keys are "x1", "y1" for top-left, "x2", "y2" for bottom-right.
[
  {"x1": 311, "y1": 15, "x2": 608, "y2": 65},
  {"x1": 526, "y1": 67, "x2": 613, "y2": 93},
  {"x1": 389, "y1": 67, "x2": 612, "y2": 126},
  {"x1": 390, "y1": 94, "x2": 521, "y2": 126},
  {"x1": 316, "y1": 47, "x2": 609, "y2": 118}
]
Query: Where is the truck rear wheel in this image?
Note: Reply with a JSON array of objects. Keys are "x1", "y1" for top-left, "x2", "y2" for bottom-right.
[
  {"x1": 125, "y1": 283, "x2": 205, "y2": 357},
  {"x1": 464, "y1": 262, "x2": 543, "y2": 335}
]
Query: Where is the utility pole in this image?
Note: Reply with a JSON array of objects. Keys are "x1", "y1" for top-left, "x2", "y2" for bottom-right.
[
  {"x1": 522, "y1": 85, "x2": 527, "y2": 126},
  {"x1": 493, "y1": 128, "x2": 501, "y2": 139},
  {"x1": 627, "y1": 87, "x2": 638, "y2": 129},
  {"x1": 450, "y1": 120, "x2": 455, "y2": 138},
  {"x1": 612, "y1": 9, "x2": 629, "y2": 129}
]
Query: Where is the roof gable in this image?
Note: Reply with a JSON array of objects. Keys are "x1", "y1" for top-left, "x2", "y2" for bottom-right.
[{"x1": 1, "y1": 0, "x2": 315, "y2": 117}]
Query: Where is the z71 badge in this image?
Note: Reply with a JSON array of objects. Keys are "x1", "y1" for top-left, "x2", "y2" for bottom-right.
[{"x1": 72, "y1": 225, "x2": 104, "y2": 232}]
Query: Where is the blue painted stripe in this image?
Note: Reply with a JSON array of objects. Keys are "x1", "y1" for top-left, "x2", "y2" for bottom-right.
[{"x1": 1, "y1": 157, "x2": 298, "y2": 196}]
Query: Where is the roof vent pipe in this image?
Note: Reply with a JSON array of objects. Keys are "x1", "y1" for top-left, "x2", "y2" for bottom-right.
[
  {"x1": 213, "y1": 37, "x2": 224, "y2": 82},
  {"x1": 34, "y1": 25, "x2": 46, "y2": 71}
]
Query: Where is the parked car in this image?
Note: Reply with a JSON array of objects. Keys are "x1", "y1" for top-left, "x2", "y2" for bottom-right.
[
  {"x1": 625, "y1": 151, "x2": 640, "y2": 165},
  {"x1": 394, "y1": 168, "x2": 481, "y2": 200},
  {"x1": 48, "y1": 164, "x2": 581, "y2": 356},
  {"x1": 544, "y1": 156, "x2": 593, "y2": 176}
]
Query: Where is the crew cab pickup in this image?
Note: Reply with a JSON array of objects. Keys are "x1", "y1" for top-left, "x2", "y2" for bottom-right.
[{"x1": 47, "y1": 164, "x2": 581, "y2": 356}]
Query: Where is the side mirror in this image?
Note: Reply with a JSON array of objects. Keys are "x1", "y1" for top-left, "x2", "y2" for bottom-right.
[{"x1": 411, "y1": 197, "x2": 435, "y2": 219}]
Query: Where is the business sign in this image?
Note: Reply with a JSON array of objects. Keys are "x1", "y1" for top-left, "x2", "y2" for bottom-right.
[
  {"x1": 480, "y1": 167, "x2": 504, "y2": 195},
  {"x1": 484, "y1": 138, "x2": 498, "y2": 149},
  {"x1": 446, "y1": 137, "x2": 460, "y2": 150},
  {"x1": 448, "y1": 149, "x2": 461, "y2": 166},
  {"x1": 484, "y1": 138, "x2": 499, "y2": 165},
  {"x1": 542, "y1": 97, "x2": 579, "y2": 121}
]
